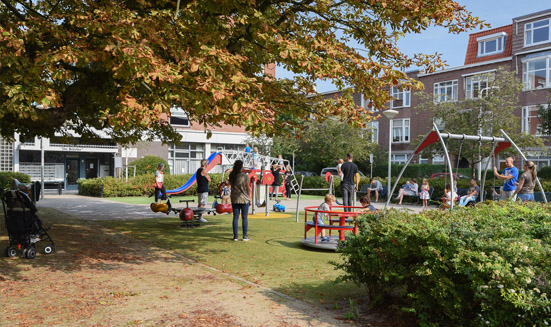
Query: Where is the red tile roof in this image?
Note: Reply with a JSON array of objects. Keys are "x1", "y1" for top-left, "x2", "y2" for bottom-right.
[{"x1": 464, "y1": 25, "x2": 513, "y2": 65}]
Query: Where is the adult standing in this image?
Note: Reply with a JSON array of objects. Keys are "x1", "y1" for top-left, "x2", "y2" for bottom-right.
[
  {"x1": 196, "y1": 159, "x2": 211, "y2": 223},
  {"x1": 270, "y1": 163, "x2": 282, "y2": 200},
  {"x1": 514, "y1": 161, "x2": 537, "y2": 202},
  {"x1": 154, "y1": 163, "x2": 167, "y2": 203},
  {"x1": 493, "y1": 156, "x2": 519, "y2": 200},
  {"x1": 284, "y1": 164, "x2": 293, "y2": 200},
  {"x1": 340, "y1": 153, "x2": 359, "y2": 212},
  {"x1": 229, "y1": 160, "x2": 251, "y2": 241}
]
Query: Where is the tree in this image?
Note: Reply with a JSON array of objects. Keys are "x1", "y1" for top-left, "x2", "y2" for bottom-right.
[
  {"x1": 280, "y1": 118, "x2": 376, "y2": 174},
  {"x1": 0, "y1": 0, "x2": 486, "y2": 144},
  {"x1": 414, "y1": 67, "x2": 543, "y2": 177},
  {"x1": 537, "y1": 93, "x2": 551, "y2": 136}
]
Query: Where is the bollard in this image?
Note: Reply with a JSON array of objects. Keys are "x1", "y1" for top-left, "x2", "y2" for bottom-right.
[
  {"x1": 99, "y1": 184, "x2": 104, "y2": 198},
  {"x1": 58, "y1": 182, "x2": 62, "y2": 195}
]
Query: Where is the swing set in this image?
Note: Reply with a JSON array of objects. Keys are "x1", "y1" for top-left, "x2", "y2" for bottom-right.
[{"x1": 384, "y1": 123, "x2": 548, "y2": 210}]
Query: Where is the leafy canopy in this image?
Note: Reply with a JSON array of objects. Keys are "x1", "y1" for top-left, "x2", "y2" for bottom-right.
[{"x1": 0, "y1": 0, "x2": 486, "y2": 144}]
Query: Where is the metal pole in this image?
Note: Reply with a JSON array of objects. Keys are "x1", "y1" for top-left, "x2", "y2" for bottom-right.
[
  {"x1": 387, "y1": 121, "x2": 392, "y2": 204},
  {"x1": 40, "y1": 138, "x2": 44, "y2": 200},
  {"x1": 295, "y1": 175, "x2": 304, "y2": 223}
]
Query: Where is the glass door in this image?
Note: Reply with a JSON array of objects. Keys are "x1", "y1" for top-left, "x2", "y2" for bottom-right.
[{"x1": 66, "y1": 158, "x2": 79, "y2": 189}]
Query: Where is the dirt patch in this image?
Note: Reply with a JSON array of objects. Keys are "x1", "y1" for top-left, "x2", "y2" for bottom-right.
[{"x1": 0, "y1": 212, "x2": 358, "y2": 327}]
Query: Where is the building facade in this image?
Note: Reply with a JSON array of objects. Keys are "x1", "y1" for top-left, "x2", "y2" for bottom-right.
[{"x1": 334, "y1": 8, "x2": 551, "y2": 169}]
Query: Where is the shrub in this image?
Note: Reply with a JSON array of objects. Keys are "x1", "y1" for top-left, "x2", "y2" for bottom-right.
[
  {"x1": 130, "y1": 155, "x2": 170, "y2": 176},
  {"x1": 0, "y1": 171, "x2": 31, "y2": 190},
  {"x1": 373, "y1": 163, "x2": 473, "y2": 179},
  {"x1": 334, "y1": 202, "x2": 551, "y2": 326},
  {"x1": 539, "y1": 166, "x2": 551, "y2": 180}
]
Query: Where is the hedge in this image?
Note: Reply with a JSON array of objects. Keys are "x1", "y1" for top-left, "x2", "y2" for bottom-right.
[
  {"x1": 334, "y1": 202, "x2": 551, "y2": 326},
  {"x1": 372, "y1": 163, "x2": 473, "y2": 179},
  {"x1": 0, "y1": 171, "x2": 31, "y2": 190}
]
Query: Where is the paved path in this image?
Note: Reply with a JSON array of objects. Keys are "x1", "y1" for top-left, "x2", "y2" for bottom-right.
[{"x1": 37, "y1": 194, "x2": 422, "y2": 221}]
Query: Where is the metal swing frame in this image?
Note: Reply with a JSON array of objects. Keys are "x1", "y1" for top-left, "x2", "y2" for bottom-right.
[{"x1": 384, "y1": 123, "x2": 548, "y2": 210}]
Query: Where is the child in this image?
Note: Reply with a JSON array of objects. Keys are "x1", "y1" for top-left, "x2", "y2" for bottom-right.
[
  {"x1": 314, "y1": 194, "x2": 336, "y2": 242},
  {"x1": 440, "y1": 184, "x2": 458, "y2": 209},
  {"x1": 359, "y1": 195, "x2": 376, "y2": 212},
  {"x1": 221, "y1": 180, "x2": 231, "y2": 204},
  {"x1": 419, "y1": 178, "x2": 430, "y2": 209}
]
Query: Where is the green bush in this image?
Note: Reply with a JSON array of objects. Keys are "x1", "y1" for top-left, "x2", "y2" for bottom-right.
[
  {"x1": 78, "y1": 173, "x2": 226, "y2": 197},
  {"x1": 334, "y1": 202, "x2": 551, "y2": 326},
  {"x1": 539, "y1": 166, "x2": 551, "y2": 180},
  {"x1": 0, "y1": 171, "x2": 31, "y2": 190},
  {"x1": 130, "y1": 155, "x2": 170, "y2": 176}
]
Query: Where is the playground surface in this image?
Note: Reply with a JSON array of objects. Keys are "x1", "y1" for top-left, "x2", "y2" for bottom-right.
[{"x1": 0, "y1": 195, "x2": 413, "y2": 326}]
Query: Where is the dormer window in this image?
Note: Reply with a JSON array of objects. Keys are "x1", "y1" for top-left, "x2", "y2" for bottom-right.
[
  {"x1": 170, "y1": 107, "x2": 190, "y2": 127},
  {"x1": 525, "y1": 19, "x2": 550, "y2": 47},
  {"x1": 477, "y1": 32, "x2": 506, "y2": 57}
]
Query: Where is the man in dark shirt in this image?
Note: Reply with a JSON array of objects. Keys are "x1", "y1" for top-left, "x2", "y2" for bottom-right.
[
  {"x1": 196, "y1": 159, "x2": 211, "y2": 222},
  {"x1": 340, "y1": 153, "x2": 359, "y2": 212}
]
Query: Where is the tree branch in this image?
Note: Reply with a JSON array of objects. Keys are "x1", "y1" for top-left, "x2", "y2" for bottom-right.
[{"x1": 1, "y1": 0, "x2": 26, "y2": 21}]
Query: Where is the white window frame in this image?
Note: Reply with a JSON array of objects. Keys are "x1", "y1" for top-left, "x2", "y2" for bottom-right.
[
  {"x1": 433, "y1": 80, "x2": 458, "y2": 103},
  {"x1": 170, "y1": 107, "x2": 191, "y2": 127},
  {"x1": 391, "y1": 118, "x2": 410, "y2": 144},
  {"x1": 391, "y1": 154, "x2": 409, "y2": 165},
  {"x1": 365, "y1": 121, "x2": 379, "y2": 143},
  {"x1": 390, "y1": 87, "x2": 410, "y2": 108},
  {"x1": 522, "y1": 55, "x2": 551, "y2": 90},
  {"x1": 525, "y1": 18, "x2": 551, "y2": 47},
  {"x1": 432, "y1": 155, "x2": 445, "y2": 164},
  {"x1": 465, "y1": 74, "x2": 492, "y2": 99},
  {"x1": 477, "y1": 32, "x2": 506, "y2": 57},
  {"x1": 522, "y1": 105, "x2": 546, "y2": 136}
]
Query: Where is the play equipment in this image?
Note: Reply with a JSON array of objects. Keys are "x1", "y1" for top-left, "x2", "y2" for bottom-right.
[
  {"x1": 384, "y1": 123, "x2": 548, "y2": 210},
  {"x1": 215, "y1": 203, "x2": 232, "y2": 214},
  {"x1": 294, "y1": 174, "x2": 335, "y2": 223},
  {"x1": 150, "y1": 202, "x2": 170, "y2": 214},
  {"x1": 273, "y1": 200, "x2": 285, "y2": 212},
  {"x1": 166, "y1": 152, "x2": 223, "y2": 195},
  {"x1": 179, "y1": 208, "x2": 194, "y2": 221}
]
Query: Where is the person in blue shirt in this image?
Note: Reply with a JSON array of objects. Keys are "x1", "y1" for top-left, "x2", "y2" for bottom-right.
[
  {"x1": 244, "y1": 143, "x2": 251, "y2": 153},
  {"x1": 493, "y1": 156, "x2": 519, "y2": 200}
]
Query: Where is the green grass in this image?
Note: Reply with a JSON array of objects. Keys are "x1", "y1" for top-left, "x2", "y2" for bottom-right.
[
  {"x1": 106, "y1": 194, "x2": 326, "y2": 205},
  {"x1": 97, "y1": 211, "x2": 365, "y2": 304}
]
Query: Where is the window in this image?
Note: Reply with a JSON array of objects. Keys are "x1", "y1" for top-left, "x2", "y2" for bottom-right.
[
  {"x1": 168, "y1": 143, "x2": 204, "y2": 174},
  {"x1": 390, "y1": 87, "x2": 410, "y2": 108},
  {"x1": 391, "y1": 154, "x2": 409, "y2": 165},
  {"x1": 365, "y1": 121, "x2": 378, "y2": 143},
  {"x1": 432, "y1": 155, "x2": 445, "y2": 164},
  {"x1": 525, "y1": 19, "x2": 551, "y2": 46},
  {"x1": 522, "y1": 56, "x2": 551, "y2": 90},
  {"x1": 477, "y1": 32, "x2": 506, "y2": 57},
  {"x1": 391, "y1": 119, "x2": 410, "y2": 143},
  {"x1": 522, "y1": 105, "x2": 546, "y2": 136},
  {"x1": 170, "y1": 107, "x2": 190, "y2": 127},
  {"x1": 0, "y1": 136, "x2": 13, "y2": 172},
  {"x1": 434, "y1": 80, "x2": 458, "y2": 103},
  {"x1": 465, "y1": 74, "x2": 492, "y2": 99}
]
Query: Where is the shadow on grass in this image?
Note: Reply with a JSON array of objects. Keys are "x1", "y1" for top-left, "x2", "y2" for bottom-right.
[{"x1": 0, "y1": 208, "x2": 217, "y2": 280}]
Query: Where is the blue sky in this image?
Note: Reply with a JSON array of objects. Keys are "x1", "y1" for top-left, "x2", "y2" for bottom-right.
[{"x1": 277, "y1": 1, "x2": 551, "y2": 93}]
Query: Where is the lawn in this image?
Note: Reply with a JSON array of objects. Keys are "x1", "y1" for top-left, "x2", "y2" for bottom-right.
[{"x1": 97, "y1": 210, "x2": 366, "y2": 304}]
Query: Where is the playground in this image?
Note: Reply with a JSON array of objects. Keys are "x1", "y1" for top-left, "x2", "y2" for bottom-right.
[{"x1": 0, "y1": 195, "x2": 407, "y2": 326}]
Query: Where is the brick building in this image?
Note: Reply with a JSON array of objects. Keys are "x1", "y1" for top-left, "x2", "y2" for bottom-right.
[{"x1": 326, "y1": 8, "x2": 551, "y2": 169}]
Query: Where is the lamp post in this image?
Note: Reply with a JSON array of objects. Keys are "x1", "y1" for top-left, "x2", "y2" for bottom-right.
[{"x1": 383, "y1": 109, "x2": 399, "y2": 199}]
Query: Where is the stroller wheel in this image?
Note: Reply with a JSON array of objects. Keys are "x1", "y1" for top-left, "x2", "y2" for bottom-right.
[
  {"x1": 43, "y1": 245, "x2": 56, "y2": 255},
  {"x1": 5, "y1": 246, "x2": 17, "y2": 258},
  {"x1": 24, "y1": 247, "x2": 36, "y2": 259}
]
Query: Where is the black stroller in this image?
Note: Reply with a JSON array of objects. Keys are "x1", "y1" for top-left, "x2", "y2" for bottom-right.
[{"x1": 1, "y1": 189, "x2": 55, "y2": 259}]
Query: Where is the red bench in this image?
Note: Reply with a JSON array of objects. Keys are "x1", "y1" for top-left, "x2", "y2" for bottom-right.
[{"x1": 304, "y1": 206, "x2": 362, "y2": 244}]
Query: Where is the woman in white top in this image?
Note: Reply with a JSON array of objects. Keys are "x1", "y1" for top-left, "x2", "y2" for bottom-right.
[{"x1": 154, "y1": 163, "x2": 167, "y2": 203}]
